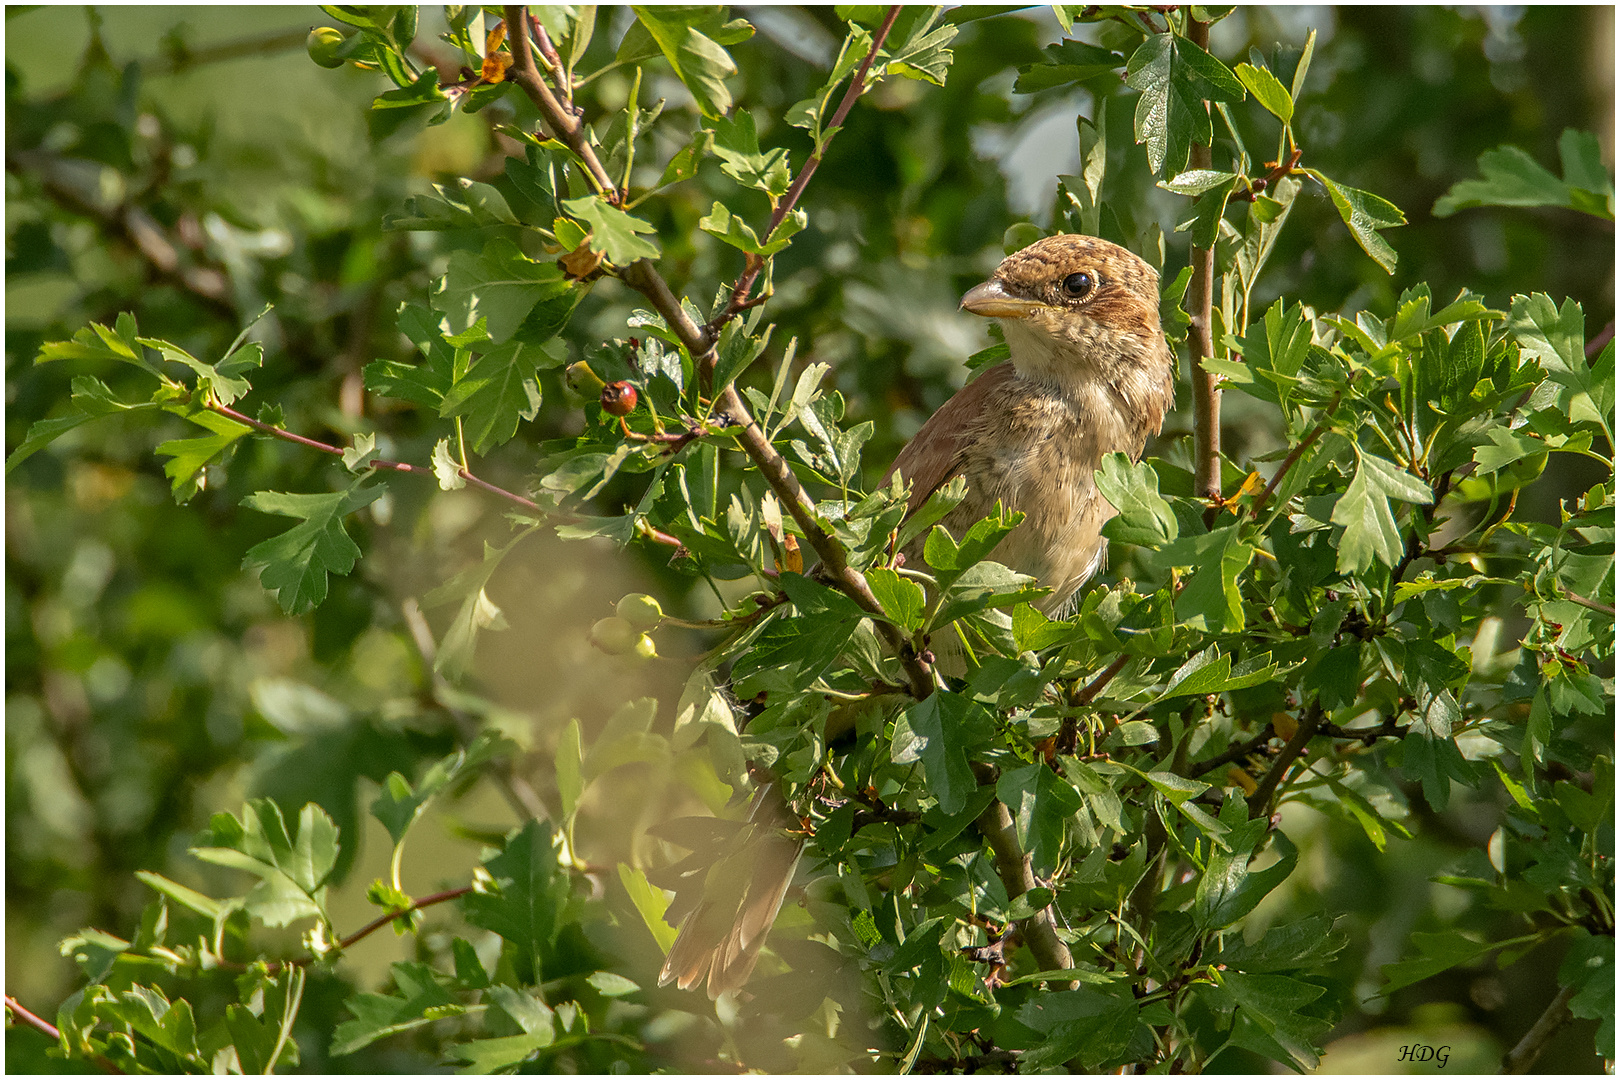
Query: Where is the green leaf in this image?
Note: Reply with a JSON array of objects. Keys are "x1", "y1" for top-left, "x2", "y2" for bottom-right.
[
  {"x1": 461, "y1": 820, "x2": 572, "y2": 984},
  {"x1": 137, "y1": 336, "x2": 254, "y2": 405},
  {"x1": 225, "y1": 968, "x2": 304, "y2": 1074},
  {"x1": 866, "y1": 566, "x2": 927, "y2": 631},
  {"x1": 708, "y1": 110, "x2": 791, "y2": 196},
  {"x1": 1195, "y1": 819, "x2": 1296, "y2": 930},
  {"x1": 6, "y1": 376, "x2": 159, "y2": 473},
  {"x1": 1095, "y1": 452, "x2": 1178, "y2": 548},
  {"x1": 1015, "y1": 984, "x2": 1140, "y2": 1071},
  {"x1": 100, "y1": 985, "x2": 206, "y2": 1069},
  {"x1": 1435, "y1": 129, "x2": 1613, "y2": 220},
  {"x1": 1214, "y1": 971, "x2": 1331, "y2": 1072},
  {"x1": 1124, "y1": 33, "x2": 1245, "y2": 177},
  {"x1": 1234, "y1": 61, "x2": 1292, "y2": 122},
  {"x1": 35, "y1": 314, "x2": 162, "y2": 378},
  {"x1": 331, "y1": 961, "x2": 459, "y2": 1056},
  {"x1": 617, "y1": 862, "x2": 678, "y2": 952},
  {"x1": 422, "y1": 534, "x2": 532, "y2": 680},
  {"x1": 1330, "y1": 451, "x2": 1433, "y2": 575},
  {"x1": 1380, "y1": 929, "x2": 1497, "y2": 995},
  {"x1": 438, "y1": 340, "x2": 546, "y2": 454},
  {"x1": 1012, "y1": 39, "x2": 1123, "y2": 94},
  {"x1": 155, "y1": 409, "x2": 253, "y2": 503},
  {"x1": 882, "y1": 10, "x2": 958, "y2": 86},
  {"x1": 1560, "y1": 929, "x2": 1615, "y2": 1057},
  {"x1": 1163, "y1": 526, "x2": 1253, "y2": 633},
  {"x1": 629, "y1": 6, "x2": 747, "y2": 119},
  {"x1": 891, "y1": 692, "x2": 994, "y2": 815},
  {"x1": 561, "y1": 195, "x2": 662, "y2": 264},
  {"x1": 1305, "y1": 168, "x2": 1406, "y2": 273},
  {"x1": 997, "y1": 763, "x2": 1084, "y2": 875},
  {"x1": 445, "y1": 1033, "x2": 555, "y2": 1074},
  {"x1": 371, "y1": 732, "x2": 512, "y2": 846},
  {"x1": 433, "y1": 238, "x2": 574, "y2": 343},
  {"x1": 1160, "y1": 646, "x2": 1280, "y2": 700},
  {"x1": 922, "y1": 507, "x2": 1024, "y2": 588},
  {"x1": 191, "y1": 800, "x2": 340, "y2": 926},
  {"x1": 384, "y1": 178, "x2": 518, "y2": 230},
  {"x1": 240, "y1": 483, "x2": 386, "y2": 614}
]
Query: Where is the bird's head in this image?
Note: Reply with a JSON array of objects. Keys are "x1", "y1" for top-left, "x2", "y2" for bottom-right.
[{"x1": 961, "y1": 234, "x2": 1171, "y2": 400}]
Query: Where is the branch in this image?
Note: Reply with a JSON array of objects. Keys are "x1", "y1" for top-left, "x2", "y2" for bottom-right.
[
  {"x1": 1249, "y1": 394, "x2": 1340, "y2": 519},
  {"x1": 502, "y1": 6, "x2": 932, "y2": 697},
  {"x1": 973, "y1": 764, "x2": 1077, "y2": 986},
  {"x1": 1247, "y1": 700, "x2": 1324, "y2": 816},
  {"x1": 262, "y1": 887, "x2": 474, "y2": 974},
  {"x1": 503, "y1": 6, "x2": 616, "y2": 197},
  {"x1": 400, "y1": 597, "x2": 550, "y2": 823},
  {"x1": 1068, "y1": 654, "x2": 1131, "y2": 708},
  {"x1": 1190, "y1": 722, "x2": 1275, "y2": 778},
  {"x1": 709, "y1": 6, "x2": 903, "y2": 335},
  {"x1": 1501, "y1": 984, "x2": 1577, "y2": 1073},
  {"x1": 1184, "y1": 15, "x2": 1222, "y2": 522},
  {"x1": 206, "y1": 402, "x2": 684, "y2": 550},
  {"x1": 5, "y1": 995, "x2": 123, "y2": 1074}
]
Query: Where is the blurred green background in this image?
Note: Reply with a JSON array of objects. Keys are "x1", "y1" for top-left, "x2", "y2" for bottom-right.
[{"x1": 6, "y1": 5, "x2": 1612, "y2": 1071}]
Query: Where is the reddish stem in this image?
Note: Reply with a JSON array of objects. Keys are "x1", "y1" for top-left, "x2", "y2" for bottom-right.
[
  {"x1": 260, "y1": 886, "x2": 474, "y2": 974},
  {"x1": 208, "y1": 402, "x2": 684, "y2": 550},
  {"x1": 5, "y1": 996, "x2": 123, "y2": 1074}
]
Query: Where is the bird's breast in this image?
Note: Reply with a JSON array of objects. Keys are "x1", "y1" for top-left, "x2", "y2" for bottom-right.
[{"x1": 939, "y1": 378, "x2": 1144, "y2": 613}]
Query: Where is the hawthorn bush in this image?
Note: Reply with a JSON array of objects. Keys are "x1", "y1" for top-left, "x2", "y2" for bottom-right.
[{"x1": 6, "y1": 5, "x2": 1613, "y2": 1074}]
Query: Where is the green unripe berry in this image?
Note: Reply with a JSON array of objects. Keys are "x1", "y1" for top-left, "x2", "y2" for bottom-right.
[
  {"x1": 307, "y1": 27, "x2": 347, "y2": 68},
  {"x1": 632, "y1": 633, "x2": 657, "y2": 661},
  {"x1": 589, "y1": 616, "x2": 638, "y2": 655},
  {"x1": 616, "y1": 593, "x2": 663, "y2": 629}
]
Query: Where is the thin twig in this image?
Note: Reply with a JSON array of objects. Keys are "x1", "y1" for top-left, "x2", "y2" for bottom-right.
[
  {"x1": 1249, "y1": 394, "x2": 1340, "y2": 519},
  {"x1": 208, "y1": 402, "x2": 685, "y2": 550},
  {"x1": 1560, "y1": 587, "x2": 1616, "y2": 616},
  {"x1": 1247, "y1": 701, "x2": 1324, "y2": 816},
  {"x1": 260, "y1": 887, "x2": 474, "y2": 974},
  {"x1": 1069, "y1": 654, "x2": 1131, "y2": 708},
  {"x1": 1502, "y1": 984, "x2": 1578, "y2": 1073},
  {"x1": 710, "y1": 6, "x2": 903, "y2": 336},
  {"x1": 1190, "y1": 722, "x2": 1275, "y2": 778},
  {"x1": 5, "y1": 994, "x2": 124, "y2": 1074},
  {"x1": 1230, "y1": 147, "x2": 1304, "y2": 203}
]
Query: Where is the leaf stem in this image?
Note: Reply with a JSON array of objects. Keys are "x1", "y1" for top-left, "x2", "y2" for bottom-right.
[{"x1": 1185, "y1": 12, "x2": 1223, "y2": 523}]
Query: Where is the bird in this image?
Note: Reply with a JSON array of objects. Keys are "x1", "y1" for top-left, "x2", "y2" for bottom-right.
[
  {"x1": 884, "y1": 232, "x2": 1176, "y2": 618},
  {"x1": 655, "y1": 233, "x2": 1175, "y2": 998}
]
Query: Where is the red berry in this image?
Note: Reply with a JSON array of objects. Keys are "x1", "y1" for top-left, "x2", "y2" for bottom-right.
[{"x1": 601, "y1": 381, "x2": 637, "y2": 416}]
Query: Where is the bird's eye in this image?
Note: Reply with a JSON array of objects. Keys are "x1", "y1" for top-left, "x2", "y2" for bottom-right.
[{"x1": 1062, "y1": 271, "x2": 1094, "y2": 299}]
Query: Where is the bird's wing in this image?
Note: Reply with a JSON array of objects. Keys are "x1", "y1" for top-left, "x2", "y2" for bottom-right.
[{"x1": 882, "y1": 361, "x2": 1017, "y2": 512}]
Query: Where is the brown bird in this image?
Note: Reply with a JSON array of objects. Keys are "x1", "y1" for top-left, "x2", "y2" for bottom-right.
[
  {"x1": 656, "y1": 233, "x2": 1174, "y2": 997},
  {"x1": 886, "y1": 232, "x2": 1175, "y2": 616}
]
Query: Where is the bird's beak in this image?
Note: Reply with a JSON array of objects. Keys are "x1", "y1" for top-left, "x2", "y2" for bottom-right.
[{"x1": 960, "y1": 279, "x2": 1045, "y2": 318}]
